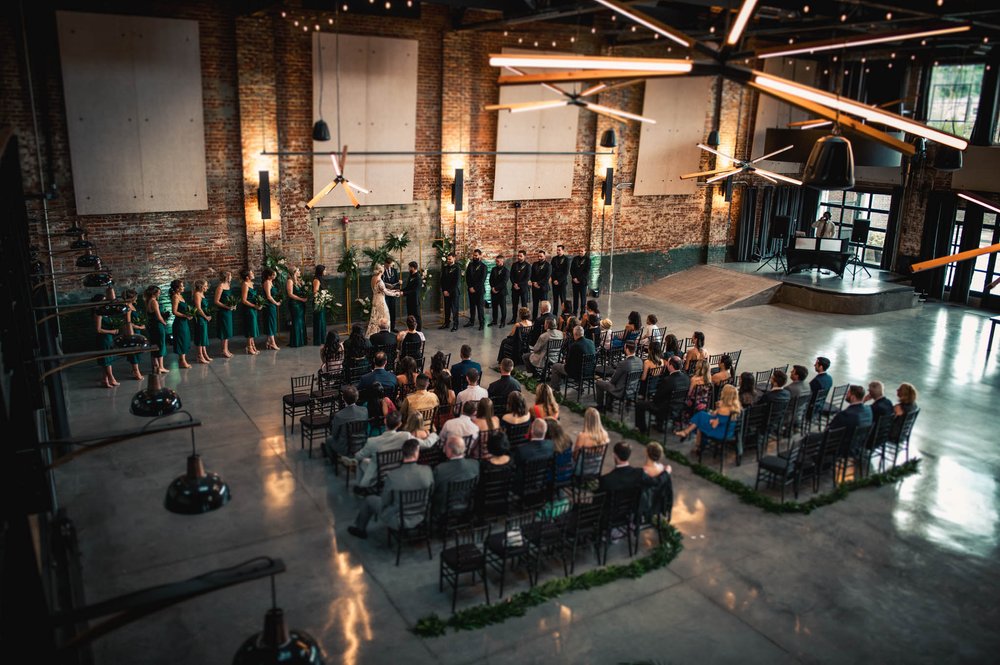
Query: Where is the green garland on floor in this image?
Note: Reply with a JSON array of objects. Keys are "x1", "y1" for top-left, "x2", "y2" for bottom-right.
[
  {"x1": 411, "y1": 525, "x2": 684, "y2": 637},
  {"x1": 513, "y1": 371, "x2": 922, "y2": 515}
]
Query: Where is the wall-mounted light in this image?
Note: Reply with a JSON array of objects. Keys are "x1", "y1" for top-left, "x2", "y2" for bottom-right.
[
  {"x1": 258, "y1": 170, "x2": 272, "y2": 220},
  {"x1": 602, "y1": 167, "x2": 614, "y2": 206},
  {"x1": 600, "y1": 129, "x2": 618, "y2": 148},
  {"x1": 451, "y1": 168, "x2": 464, "y2": 212}
]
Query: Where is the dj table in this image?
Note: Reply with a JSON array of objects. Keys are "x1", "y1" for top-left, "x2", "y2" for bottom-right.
[{"x1": 785, "y1": 237, "x2": 851, "y2": 278}]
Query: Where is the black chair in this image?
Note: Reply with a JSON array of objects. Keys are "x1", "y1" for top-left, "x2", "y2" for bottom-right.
[
  {"x1": 502, "y1": 420, "x2": 531, "y2": 448},
  {"x1": 537, "y1": 338, "x2": 564, "y2": 382},
  {"x1": 559, "y1": 492, "x2": 606, "y2": 576},
  {"x1": 401, "y1": 340, "x2": 425, "y2": 368},
  {"x1": 600, "y1": 488, "x2": 641, "y2": 564},
  {"x1": 490, "y1": 396, "x2": 508, "y2": 418},
  {"x1": 636, "y1": 474, "x2": 674, "y2": 548},
  {"x1": 642, "y1": 366, "x2": 666, "y2": 401},
  {"x1": 737, "y1": 403, "x2": 771, "y2": 463},
  {"x1": 468, "y1": 430, "x2": 492, "y2": 461},
  {"x1": 754, "y1": 369, "x2": 772, "y2": 392},
  {"x1": 313, "y1": 370, "x2": 342, "y2": 405},
  {"x1": 346, "y1": 359, "x2": 371, "y2": 385},
  {"x1": 485, "y1": 512, "x2": 536, "y2": 598},
  {"x1": 282, "y1": 374, "x2": 315, "y2": 432},
  {"x1": 727, "y1": 350, "x2": 743, "y2": 372},
  {"x1": 433, "y1": 403, "x2": 456, "y2": 432},
  {"x1": 601, "y1": 330, "x2": 627, "y2": 374},
  {"x1": 417, "y1": 442, "x2": 446, "y2": 467},
  {"x1": 819, "y1": 384, "x2": 850, "y2": 428},
  {"x1": 523, "y1": 500, "x2": 572, "y2": 584},
  {"x1": 780, "y1": 392, "x2": 811, "y2": 449},
  {"x1": 437, "y1": 476, "x2": 480, "y2": 544},
  {"x1": 439, "y1": 525, "x2": 491, "y2": 613},
  {"x1": 756, "y1": 443, "x2": 802, "y2": 502},
  {"x1": 812, "y1": 427, "x2": 848, "y2": 492},
  {"x1": 415, "y1": 406, "x2": 437, "y2": 431},
  {"x1": 388, "y1": 488, "x2": 433, "y2": 566},
  {"x1": 861, "y1": 413, "x2": 895, "y2": 476},
  {"x1": 607, "y1": 369, "x2": 643, "y2": 419},
  {"x1": 698, "y1": 411, "x2": 744, "y2": 471},
  {"x1": 656, "y1": 388, "x2": 689, "y2": 446},
  {"x1": 764, "y1": 396, "x2": 790, "y2": 452},
  {"x1": 805, "y1": 386, "x2": 831, "y2": 430},
  {"x1": 330, "y1": 419, "x2": 370, "y2": 488},
  {"x1": 835, "y1": 423, "x2": 873, "y2": 483},
  {"x1": 375, "y1": 447, "x2": 405, "y2": 492},
  {"x1": 565, "y1": 352, "x2": 597, "y2": 402},
  {"x1": 515, "y1": 457, "x2": 554, "y2": 511},
  {"x1": 572, "y1": 443, "x2": 608, "y2": 502},
  {"x1": 370, "y1": 343, "x2": 397, "y2": 374},
  {"x1": 477, "y1": 464, "x2": 514, "y2": 521},
  {"x1": 515, "y1": 328, "x2": 531, "y2": 366},
  {"x1": 300, "y1": 397, "x2": 335, "y2": 458},
  {"x1": 882, "y1": 408, "x2": 920, "y2": 470}
]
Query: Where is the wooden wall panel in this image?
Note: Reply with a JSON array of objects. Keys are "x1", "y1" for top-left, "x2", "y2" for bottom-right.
[
  {"x1": 56, "y1": 11, "x2": 208, "y2": 215},
  {"x1": 634, "y1": 77, "x2": 712, "y2": 196},
  {"x1": 312, "y1": 33, "x2": 418, "y2": 207}
]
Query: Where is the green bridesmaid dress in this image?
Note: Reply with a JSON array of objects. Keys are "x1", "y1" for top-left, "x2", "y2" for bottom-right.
[
  {"x1": 265, "y1": 286, "x2": 278, "y2": 337},
  {"x1": 150, "y1": 307, "x2": 169, "y2": 359},
  {"x1": 96, "y1": 315, "x2": 115, "y2": 367},
  {"x1": 217, "y1": 288, "x2": 234, "y2": 341},
  {"x1": 244, "y1": 287, "x2": 260, "y2": 339},
  {"x1": 288, "y1": 285, "x2": 307, "y2": 347},
  {"x1": 126, "y1": 307, "x2": 144, "y2": 366},
  {"x1": 172, "y1": 301, "x2": 192, "y2": 355},
  {"x1": 312, "y1": 286, "x2": 326, "y2": 347},
  {"x1": 194, "y1": 302, "x2": 210, "y2": 347}
]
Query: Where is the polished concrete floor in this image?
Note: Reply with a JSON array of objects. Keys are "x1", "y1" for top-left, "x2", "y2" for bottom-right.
[{"x1": 54, "y1": 285, "x2": 1000, "y2": 664}]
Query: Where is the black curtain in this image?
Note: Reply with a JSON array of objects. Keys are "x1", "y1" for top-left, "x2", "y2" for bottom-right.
[{"x1": 734, "y1": 185, "x2": 811, "y2": 262}]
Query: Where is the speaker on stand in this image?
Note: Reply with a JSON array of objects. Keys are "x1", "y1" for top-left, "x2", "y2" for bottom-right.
[
  {"x1": 756, "y1": 214, "x2": 791, "y2": 273},
  {"x1": 846, "y1": 218, "x2": 872, "y2": 279}
]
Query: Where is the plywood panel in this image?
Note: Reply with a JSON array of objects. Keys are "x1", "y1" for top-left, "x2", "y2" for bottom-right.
[
  {"x1": 56, "y1": 11, "x2": 207, "y2": 215},
  {"x1": 312, "y1": 33, "x2": 417, "y2": 207},
  {"x1": 952, "y1": 146, "x2": 1000, "y2": 193},
  {"x1": 634, "y1": 77, "x2": 712, "y2": 196}
]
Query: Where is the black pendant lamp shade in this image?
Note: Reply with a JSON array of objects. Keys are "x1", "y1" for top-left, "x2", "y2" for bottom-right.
[
  {"x1": 131, "y1": 373, "x2": 182, "y2": 417},
  {"x1": 165, "y1": 453, "x2": 231, "y2": 514},
  {"x1": 83, "y1": 272, "x2": 114, "y2": 288},
  {"x1": 115, "y1": 333, "x2": 148, "y2": 348},
  {"x1": 706, "y1": 129, "x2": 721, "y2": 147},
  {"x1": 95, "y1": 302, "x2": 128, "y2": 317},
  {"x1": 599, "y1": 129, "x2": 617, "y2": 148},
  {"x1": 933, "y1": 145, "x2": 964, "y2": 171},
  {"x1": 71, "y1": 237, "x2": 95, "y2": 249},
  {"x1": 75, "y1": 253, "x2": 102, "y2": 268},
  {"x1": 30, "y1": 260, "x2": 46, "y2": 274},
  {"x1": 802, "y1": 135, "x2": 855, "y2": 191},
  {"x1": 312, "y1": 119, "x2": 331, "y2": 142},
  {"x1": 234, "y1": 576, "x2": 325, "y2": 665}
]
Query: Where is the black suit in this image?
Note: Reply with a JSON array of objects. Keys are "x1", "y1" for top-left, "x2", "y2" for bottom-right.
[
  {"x1": 487, "y1": 375, "x2": 522, "y2": 404},
  {"x1": 489, "y1": 264, "x2": 509, "y2": 326},
  {"x1": 402, "y1": 270, "x2": 423, "y2": 330},
  {"x1": 570, "y1": 255, "x2": 591, "y2": 316},
  {"x1": 509, "y1": 260, "x2": 529, "y2": 311},
  {"x1": 369, "y1": 330, "x2": 397, "y2": 352},
  {"x1": 440, "y1": 263, "x2": 461, "y2": 328},
  {"x1": 382, "y1": 266, "x2": 400, "y2": 330},
  {"x1": 636, "y1": 369, "x2": 690, "y2": 433},
  {"x1": 530, "y1": 259, "x2": 551, "y2": 319},
  {"x1": 550, "y1": 254, "x2": 569, "y2": 313},
  {"x1": 598, "y1": 465, "x2": 651, "y2": 494},
  {"x1": 465, "y1": 259, "x2": 487, "y2": 326}
]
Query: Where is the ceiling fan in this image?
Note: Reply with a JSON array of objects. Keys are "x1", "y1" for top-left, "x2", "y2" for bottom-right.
[
  {"x1": 681, "y1": 144, "x2": 803, "y2": 186},
  {"x1": 787, "y1": 98, "x2": 912, "y2": 131},
  {"x1": 305, "y1": 146, "x2": 370, "y2": 209},
  {"x1": 486, "y1": 70, "x2": 655, "y2": 123}
]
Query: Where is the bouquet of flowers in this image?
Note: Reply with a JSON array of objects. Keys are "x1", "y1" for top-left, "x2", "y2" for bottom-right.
[
  {"x1": 315, "y1": 289, "x2": 342, "y2": 317},
  {"x1": 201, "y1": 304, "x2": 216, "y2": 319},
  {"x1": 222, "y1": 294, "x2": 239, "y2": 310},
  {"x1": 419, "y1": 268, "x2": 432, "y2": 303},
  {"x1": 106, "y1": 315, "x2": 126, "y2": 332},
  {"x1": 252, "y1": 293, "x2": 266, "y2": 308},
  {"x1": 130, "y1": 309, "x2": 147, "y2": 328},
  {"x1": 355, "y1": 297, "x2": 372, "y2": 320}
]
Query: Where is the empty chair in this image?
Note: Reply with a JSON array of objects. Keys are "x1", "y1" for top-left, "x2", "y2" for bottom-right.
[
  {"x1": 439, "y1": 525, "x2": 491, "y2": 613},
  {"x1": 282, "y1": 374, "x2": 315, "y2": 432},
  {"x1": 313, "y1": 370, "x2": 342, "y2": 405},
  {"x1": 485, "y1": 512, "x2": 536, "y2": 598},
  {"x1": 387, "y1": 488, "x2": 433, "y2": 566},
  {"x1": 819, "y1": 384, "x2": 850, "y2": 428},
  {"x1": 300, "y1": 397, "x2": 335, "y2": 458},
  {"x1": 600, "y1": 488, "x2": 641, "y2": 564}
]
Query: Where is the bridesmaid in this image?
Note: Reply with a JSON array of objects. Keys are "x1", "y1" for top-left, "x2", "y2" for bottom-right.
[
  {"x1": 145, "y1": 284, "x2": 169, "y2": 374},
  {"x1": 262, "y1": 268, "x2": 281, "y2": 351},
  {"x1": 213, "y1": 270, "x2": 236, "y2": 358},
  {"x1": 240, "y1": 268, "x2": 262, "y2": 355},
  {"x1": 94, "y1": 291, "x2": 120, "y2": 388},
  {"x1": 286, "y1": 266, "x2": 308, "y2": 347},
  {"x1": 169, "y1": 279, "x2": 193, "y2": 369},
  {"x1": 192, "y1": 279, "x2": 213, "y2": 364},
  {"x1": 312, "y1": 264, "x2": 327, "y2": 346},
  {"x1": 122, "y1": 288, "x2": 144, "y2": 380}
]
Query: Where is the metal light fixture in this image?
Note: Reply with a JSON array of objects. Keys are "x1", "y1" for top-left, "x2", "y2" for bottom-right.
[
  {"x1": 233, "y1": 576, "x2": 325, "y2": 664},
  {"x1": 706, "y1": 129, "x2": 721, "y2": 147},
  {"x1": 600, "y1": 129, "x2": 617, "y2": 148},
  {"x1": 933, "y1": 145, "x2": 963, "y2": 171},
  {"x1": 83, "y1": 272, "x2": 114, "y2": 288},
  {"x1": 163, "y1": 410, "x2": 229, "y2": 515},
  {"x1": 311, "y1": 119, "x2": 331, "y2": 142},
  {"x1": 802, "y1": 134, "x2": 855, "y2": 190},
  {"x1": 313, "y1": 33, "x2": 331, "y2": 142},
  {"x1": 130, "y1": 373, "x2": 182, "y2": 417},
  {"x1": 451, "y1": 168, "x2": 464, "y2": 211},
  {"x1": 75, "y1": 252, "x2": 102, "y2": 268},
  {"x1": 70, "y1": 237, "x2": 95, "y2": 249}
]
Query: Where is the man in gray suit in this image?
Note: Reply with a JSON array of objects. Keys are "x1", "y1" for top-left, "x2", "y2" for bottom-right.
[
  {"x1": 348, "y1": 439, "x2": 432, "y2": 539},
  {"x1": 595, "y1": 341, "x2": 642, "y2": 412},
  {"x1": 524, "y1": 316, "x2": 564, "y2": 373},
  {"x1": 353, "y1": 411, "x2": 409, "y2": 489},
  {"x1": 328, "y1": 385, "x2": 368, "y2": 457},
  {"x1": 431, "y1": 436, "x2": 480, "y2": 518}
]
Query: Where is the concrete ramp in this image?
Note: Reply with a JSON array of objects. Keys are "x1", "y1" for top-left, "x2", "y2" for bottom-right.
[{"x1": 634, "y1": 265, "x2": 781, "y2": 313}]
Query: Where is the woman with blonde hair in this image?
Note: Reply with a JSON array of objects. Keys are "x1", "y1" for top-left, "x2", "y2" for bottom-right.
[
  {"x1": 191, "y1": 280, "x2": 213, "y2": 364},
  {"x1": 145, "y1": 285, "x2": 169, "y2": 374},
  {"x1": 239, "y1": 268, "x2": 262, "y2": 355},
  {"x1": 404, "y1": 412, "x2": 438, "y2": 447},
  {"x1": 285, "y1": 266, "x2": 308, "y2": 347},
  {"x1": 573, "y1": 407, "x2": 610, "y2": 456},
  {"x1": 475, "y1": 397, "x2": 500, "y2": 432},
  {"x1": 213, "y1": 270, "x2": 236, "y2": 358},
  {"x1": 675, "y1": 383, "x2": 742, "y2": 454},
  {"x1": 531, "y1": 382, "x2": 560, "y2": 419},
  {"x1": 365, "y1": 263, "x2": 401, "y2": 337}
]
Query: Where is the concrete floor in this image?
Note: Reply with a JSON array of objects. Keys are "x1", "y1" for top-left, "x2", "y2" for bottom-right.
[{"x1": 54, "y1": 284, "x2": 1000, "y2": 664}]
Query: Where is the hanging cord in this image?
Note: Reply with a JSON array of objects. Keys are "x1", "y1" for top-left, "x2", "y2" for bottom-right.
[{"x1": 335, "y1": 7, "x2": 342, "y2": 148}]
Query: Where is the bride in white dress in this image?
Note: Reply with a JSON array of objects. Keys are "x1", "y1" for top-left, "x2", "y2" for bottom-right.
[{"x1": 366, "y1": 264, "x2": 402, "y2": 337}]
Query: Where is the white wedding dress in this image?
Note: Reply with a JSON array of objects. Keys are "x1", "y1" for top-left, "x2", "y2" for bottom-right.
[{"x1": 365, "y1": 277, "x2": 401, "y2": 337}]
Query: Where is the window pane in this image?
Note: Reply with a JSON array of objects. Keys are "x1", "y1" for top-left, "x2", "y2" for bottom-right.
[{"x1": 926, "y1": 63, "x2": 985, "y2": 140}]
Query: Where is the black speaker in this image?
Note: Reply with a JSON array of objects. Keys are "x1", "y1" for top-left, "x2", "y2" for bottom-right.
[
  {"x1": 851, "y1": 218, "x2": 870, "y2": 244},
  {"x1": 603, "y1": 167, "x2": 613, "y2": 206},
  {"x1": 258, "y1": 170, "x2": 271, "y2": 220},
  {"x1": 452, "y1": 168, "x2": 464, "y2": 211},
  {"x1": 769, "y1": 215, "x2": 791, "y2": 241}
]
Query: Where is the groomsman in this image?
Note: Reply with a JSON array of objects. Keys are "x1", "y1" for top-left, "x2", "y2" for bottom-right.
[
  {"x1": 402, "y1": 261, "x2": 423, "y2": 331},
  {"x1": 530, "y1": 249, "x2": 551, "y2": 319},
  {"x1": 489, "y1": 254, "x2": 509, "y2": 327},
  {"x1": 509, "y1": 249, "x2": 529, "y2": 312},
  {"x1": 382, "y1": 258, "x2": 401, "y2": 330},
  {"x1": 571, "y1": 247, "x2": 591, "y2": 318},
  {"x1": 550, "y1": 244, "x2": 569, "y2": 314},
  {"x1": 440, "y1": 252, "x2": 460, "y2": 331},
  {"x1": 464, "y1": 248, "x2": 487, "y2": 330}
]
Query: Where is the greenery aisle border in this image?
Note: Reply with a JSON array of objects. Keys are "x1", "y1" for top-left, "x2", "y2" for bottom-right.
[
  {"x1": 412, "y1": 525, "x2": 684, "y2": 637},
  {"x1": 513, "y1": 372, "x2": 921, "y2": 515}
]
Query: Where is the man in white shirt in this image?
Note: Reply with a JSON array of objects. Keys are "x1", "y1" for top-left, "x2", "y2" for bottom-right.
[
  {"x1": 438, "y1": 400, "x2": 480, "y2": 443},
  {"x1": 456, "y1": 368, "x2": 488, "y2": 405},
  {"x1": 524, "y1": 317, "x2": 564, "y2": 372}
]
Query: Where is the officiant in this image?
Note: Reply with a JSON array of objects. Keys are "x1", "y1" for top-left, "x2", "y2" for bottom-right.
[{"x1": 382, "y1": 258, "x2": 401, "y2": 331}]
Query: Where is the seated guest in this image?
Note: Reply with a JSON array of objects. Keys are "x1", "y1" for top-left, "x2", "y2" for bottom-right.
[
  {"x1": 641, "y1": 341, "x2": 665, "y2": 381},
  {"x1": 353, "y1": 411, "x2": 408, "y2": 488},
  {"x1": 595, "y1": 341, "x2": 642, "y2": 412},
  {"x1": 797, "y1": 384, "x2": 872, "y2": 454},
  {"x1": 396, "y1": 315, "x2": 425, "y2": 349},
  {"x1": 599, "y1": 318, "x2": 614, "y2": 350},
  {"x1": 319, "y1": 330, "x2": 344, "y2": 379},
  {"x1": 864, "y1": 381, "x2": 894, "y2": 419},
  {"x1": 562, "y1": 315, "x2": 579, "y2": 336},
  {"x1": 737, "y1": 371, "x2": 760, "y2": 408},
  {"x1": 558, "y1": 301, "x2": 574, "y2": 332},
  {"x1": 501, "y1": 391, "x2": 532, "y2": 429},
  {"x1": 573, "y1": 407, "x2": 610, "y2": 457},
  {"x1": 343, "y1": 323, "x2": 372, "y2": 375},
  {"x1": 710, "y1": 354, "x2": 733, "y2": 384},
  {"x1": 529, "y1": 300, "x2": 556, "y2": 345},
  {"x1": 347, "y1": 438, "x2": 431, "y2": 539},
  {"x1": 497, "y1": 307, "x2": 532, "y2": 364},
  {"x1": 755, "y1": 369, "x2": 791, "y2": 410},
  {"x1": 400, "y1": 374, "x2": 439, "y2": 424},
  {"x1": 549, "y1": 325, "x2": 596, "y2": 394},
  {"x1": 426, "y1": 351, "x2": 449, "y2": 382},
  {"x1": 396, "y1": 356, "x2": 419, "y2": 391},
  {"x1": 403, "y1": 412, "x2": 438, "y2": 448},
  {"x1": 531, "y1": 382, "x2": 560, "y2": 420},
  {"x1": 889, "y1": 382, "x2": 919, "y2": 440},
  {"x1": 474, "y1": 397, "x2": 500, "y2": 432},
  {"x1": 675, "y1": 384, "x2": 742, "y2": 455},
  {"x1": 431, "y1": 374, "x2": 455, "y2": 431},
  {"x1": 638, "y1": 314, "x2": 659, "y2": 350},
  {"x1": 639, "y1": 443, "x2": 673, "y2": 522},
  {"x1": 369, "y1": 318, "x2": 396, "y2": 351},
  {"x1": 438, "y1": 400, "x2": 480, "y2": 442},
  {"x1": 524, "y1": 317, "x2": 563, "y2": 372},
  {"x1": 514, "y1": 418, "x2": 553, "y2": 465},
  {"x1": 598, "y1": 442, "x2": 651, "y2": 493},
  {"x1": 786, "y1": 364, "x2": 810, "y2": 400},
  {"x1": 456, "y1": 368, "x2": 488, "y2": 405},
  {"x1": 584, "y1": 314, "x2": 601, "y2": 346},
  {"x1": 585, "y1": 299, "x2": 600, "y2": 320},
  {"x1": 662, "y1": 333, "x2": 681, "y2": 360},
  {"x1": 682, "y1": 359, "x2": 713, "y2": 424},
  {"x1": 327, "y1": 385, "x2": 368, "y2": 456},
  {"x1": 431, "y1": 436, "x2": 479, "y2": 518},
  {"x1": 357, "y1": 351, "x2": 398, "y2": 398},
  {"x1": 683, "y1": 331, "x2": 707, "y2": 371},
  {"x1": 636, "y1": 356, "x2": 689, "y2": 434},
  {"x1": 547, "y1": 417, "x2": 574, "y2": 484},
  {"x1": 487, "y1": 358, "x2": 522, "y2": 404},
  {"x1": 623, "y1": 310, "x2": 642, "y2": 344},
  {"x1": 810, "y1": 355, "x2": 833, "y2": 405},
  {"x1": 482, "y1": 431, "x2": 513, "y2": 470},
  {"x1": 450, "y1": 344, "x2": 482, "y2": 393}
]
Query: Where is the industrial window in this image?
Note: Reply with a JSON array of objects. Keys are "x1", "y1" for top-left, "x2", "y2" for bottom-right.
[
  {"x1": 926, "y1": 63, "x2": 985, "y2": 141},
  {"x1": 818, "y1": 190, "x2": 894, "y2": 268}
]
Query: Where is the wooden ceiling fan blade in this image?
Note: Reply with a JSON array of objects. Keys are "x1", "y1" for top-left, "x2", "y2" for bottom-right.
[
  {"x1": 752, "y1": 145, "x2": 794, "y2": 163},
  {"x1": 754, "y1": 168, "x2": 803, "y2": 186},
  {"x1": 696, "y1": 143, "x2": 738, "y2": 163},
  {"x1": 705, "y1": 169, "x2": 742, "y2": 184},
  {"x1": 499, "y1": 69, "x2": 682, "y2": 86},
  {"x1": 579, "y1": 83, "x2": 607, "y2": 98},
  {"x1": 582, "y1": 102, "x2": 656, "y2": 124},
  {"x1": 599, "y1": 79, "x2": 646, "y2": 94},
  {"x1": 787, "y1": 119, "x2": 832, "y2": 129},
  {"x1": 340, "y1": 145, "x2": 349, "y2": 171},
  {"x1": 510, "y1": 100, "x2": 571, "y2": 113},
  {"x1": 306, "y1": 180, "x2": 339, "y2": 210},
  {"x1": 344, "y1": 184, "x2": 361, "y2": 209},
  {"x1": 680, "y1": 167, "x2": 739, "y2": 180}
]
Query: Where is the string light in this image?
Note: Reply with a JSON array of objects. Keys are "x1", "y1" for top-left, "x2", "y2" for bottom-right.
[
  {"x1": 653, "y1": 34, "x2": 658, "y2": 39},
  {"x1": 985, "y1": 37, "x2": 990, "y2": 43},
  {"x1": 570, "y1": 36, "x2": 576, "y2": 43},
  {"x1": 533, "y1": 40, "x2": 539, "y2": 47},
  {"x1": 885, "y1": 12, "x2": 892, "y2": 20},
  {"x1": 518, "y1": 37, "x2": 523, "y2": 44},
  {"x1": 937, "y1": 0, "x2": 943, "y2": 5},
  {"x1": 591, "y1": 27, "x2": 597, "y2": 34},
  {"x1": 293, "y1": 19, "x2": 299, "y2": 26},
  {"x1": 823, "y1": 69, "x2": 828, "y2": 74},
  {"x1": 910, "y1": 54, "x2": 916, "y2": 60},
  {"x1": 503, "y1": 30, "x2": 508, "y2": 36},
  {"x1": 888, "y1": 62, "x2": 893, "y2": 68},
  {"x1": 385, "y1": 1, "x2": 391, "y2": 9},
  {"x1": 709, "y1": 26, "x2": 715, "y2": 34},
  {"x1": 328, "y1": 18, "x2": 333, "y2": 24},
  {"x1": 281, "y1": 11, "x2": 287, "y2": 17},
  {"x1": 631, "y1": 25, "x2": 636, "y2": 32},
  {"x1": 803, "y1": 5, "x2": 810, "y2": 13},
  {"x1": 840, "y1": 13, "x2": 847, "y2": 22},
  {"x1": 551, "y1": 40, "x2": 557, "y2": 47}
]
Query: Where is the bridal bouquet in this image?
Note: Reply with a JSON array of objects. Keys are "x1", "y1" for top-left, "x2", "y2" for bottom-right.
[
  {"x1": 252, "y1": 293, "x2": 266, "y2": 308},
  {"x1": 355, "y1": 296, "x2": 372, "y2": 320},
  {"x1": 315, "y1": 289, "x2": 342, "y2": 317},
  {"x1": 222, "y1": 294, "x2": 239, "y2": 310}
]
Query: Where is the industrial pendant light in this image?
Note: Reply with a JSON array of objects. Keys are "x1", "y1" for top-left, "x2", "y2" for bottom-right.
[
  {"x1": 313, "y1": 31, "x2": 331, "y2": 142},
  {"x1": 83, "y1": 272, "x2": 114, "y2": 288},
  {"x1": 802, "y1": 134, "x2": 855, "y2": 190},
  {"x1": 130, "y1": 373, "x2": 182, "y2": 417},
  {"x1": 706, "y1": 129, "x2": 721, "y2": 147},
  {"x1": 75, "y1": 252, "x2": 102, "y2": 268},
  {"x1": 933, "y1": 145, "x2": 963, "y2": 171},
  {"x1": 599, "y1": 129, "x2": 617, "y2": 148},
  {"x1": 70, "y1": 237, "x2": 95, "y2": 249},
  {"x1": 164, "y1": 414, "x2": 230, "y2": 514},
  {"x1": 233, "y1": 576, "x2": 325, "y2": 664}
]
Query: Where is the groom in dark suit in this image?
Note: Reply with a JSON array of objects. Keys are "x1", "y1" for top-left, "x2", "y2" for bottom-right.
[
  {"x1": 402, "y1": 261, "x2": 423, "y2": 331},
  {"x1": 382, "y1": 258, "x2": 401, "y2": 331}
]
